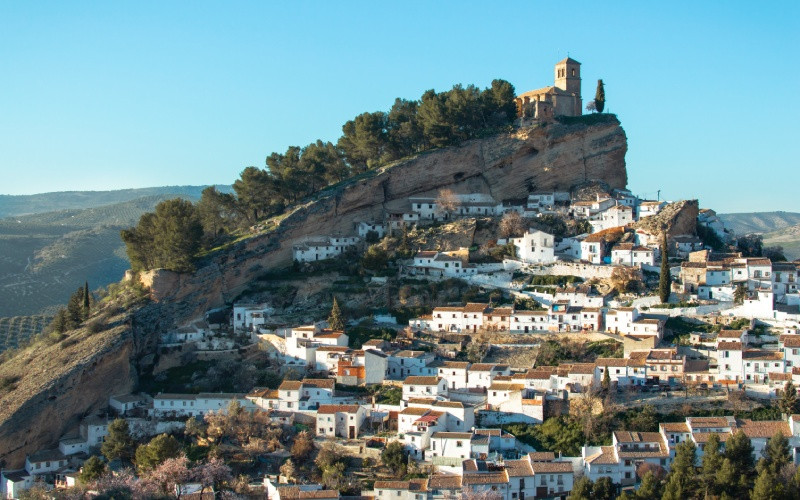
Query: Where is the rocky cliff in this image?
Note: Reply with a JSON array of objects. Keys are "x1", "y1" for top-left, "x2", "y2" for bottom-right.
[
  {"x1": 144, "y1": 116, "x2": 627, "y2": 319},
  {"x1": 0, "y1": 322, "x2": 135, "y2": 467},
  {"x1": 0, "y1": 115, "x2": 627, "y2": 467}
]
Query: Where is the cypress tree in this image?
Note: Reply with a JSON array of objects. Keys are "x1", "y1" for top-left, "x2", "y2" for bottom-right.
[
  {"x1": 601, "y1": 367, "x2": 611, "y2": 392},
  {"x1": 658, "y1": 231, "x2": 671, "y2": 304},
  {"x1": 594, "y1": 79, "x2": 605, "y2": 113},
  {"x1": 779, "y1": 381, "x2": 798, "y2": 415},
  {"x1": 328, "y1": 297, "x2": 345, "y2": 331},
  {"x1": 83, "y1": 281, "x2": 90, "y2": 319}
]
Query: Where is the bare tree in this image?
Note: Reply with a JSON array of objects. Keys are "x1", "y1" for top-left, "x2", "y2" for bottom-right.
[
  {"x1": 435, "y1": 189, "x2": 460, "y2": 220},
  {"x1": 499, "y1": 211, "x2": 526, "y2": 239},
  {"x1": 585, "y1": 101, "x2": 597, "y2": 113}
]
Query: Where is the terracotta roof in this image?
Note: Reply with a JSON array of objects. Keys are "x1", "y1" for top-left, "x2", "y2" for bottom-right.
[
  {"x1": 374, "y1": 479, "x2": 428, "y2": 492},
  {"x1": 427, "y1": 475, "x2": 462, "y2": 490},
  {"x1": 415, "y1": 251, "x2": 438, "y2": 258},
  {"x1": 403, "y1": 376, "x2": 441, "y2": 386},
  {"x1": 440, "y1": 361, "x2": 471, "y2": 369},
  {"x1": 488, "y1": 382, "x2": 524, "y2": 391},
  {"x1": 464, "y1": 303, "x2": 489, "y2": 313},
  {"x1": 781, "y1": 335, "x2": 800, "y2": 348},
  {"x1": 688, "y1": 417, "x2": 732, "y2": 428},
  {"x1": 432, "y1": 401, "x2": 465, "y2": 409},
  {"x1": 718, "y1": 329, "x2": 746, "y2": 339},
  {"x1": 431, "y1": 432, "x2": 473, "y2": 439},
  {"x1": 585, "y1": 446, "x2": 617, "y2": 465},
  {"x1": 737, "y1": 419, "x2": 791, "y2": 438},
  {"x1": 279, "y1": 381, "x2": 303, "y2": 390},
  {"x1": 303, "y1": 379, "x2": 335, "y2": 389},
  {"x1": 503, "y1": 459, "x2": 534, "y2": 477},
  {"x1": 660, "y1": 422, "x2": 689, "y2": 433},
  {"x1": 528, "y1": 452, "x2": 556, "y2": 461},
  {"x1": 530, "y1": 462, "x2": 573, "y2": 473},
  {"x1": 742, "y1": 350, "x2": 783, "y2": 361},
  {"x1": 470, "y1": 363, "x2": 507, "y2": 372},
  {"x1": 462, "y1": 471, "x2": 509, "y2": 485},
  {"x1": 691, "y1": 432, "x2": 731, "y2": 444},
  {"x1": 399, "y1": 407, "x2": 430, "y2": 416},
  {"x1": 317, "y1": 404, "x2": 361, "y2": 414},
  {"x1": 596, "y1": 357, "x2": 627, "y2": 367},
  {"x1": 717, "y1": 342, "x2": 743, "y2": 351}
]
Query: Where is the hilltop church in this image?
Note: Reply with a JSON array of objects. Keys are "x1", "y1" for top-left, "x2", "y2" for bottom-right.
[{"x1": 516, "y1": 57, "x2": 582, "y2": 120}]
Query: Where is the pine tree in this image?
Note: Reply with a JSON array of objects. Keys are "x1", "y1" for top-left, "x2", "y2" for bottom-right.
[
  {"x1": 725, "y1": 430, "x2": 755, "y2": 483},
  {"x1": 701, "y1": 433, "x2": 723, "y2": 496},
  {"x1": 658, "y1": 231, "x2": 671, "y2": 304},
  {"x1": 758, "y1": 431, "x2": 791, "y2": 475},
  {"x1": 594, "y1": 79, "x2": 605, "y2": 113},
  {"x1": 66, "y1": 286, "x2": 85, "y2": 329},
  {"x1": 50, "y1": 308, "x2": 68, "y2": 334},
  {"x1": 101, "y1": 419, "x2": 135, "y2": 462},
  {"x1": 328, "y1": 297, "x2": 345, "y2": 331},
  {"x1": 751, "y1": 467, "x2": 784, "y2": 500},
  {"x1": 779, "y1": 381, "x2": 798, "y2": 415},
  {"x1": 636, "y1": 471, "x2": 660, "y2": 499}
]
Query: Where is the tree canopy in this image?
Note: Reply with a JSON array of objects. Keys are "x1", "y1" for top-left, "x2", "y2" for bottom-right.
[{"x1": 121, "y1": 78, "x2": 517, "y2": 272}]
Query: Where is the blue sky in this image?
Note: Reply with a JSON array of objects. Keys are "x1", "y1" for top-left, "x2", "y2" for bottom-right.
[{"x1": 0, "y1": 1, "x2": 797, "y2": 213}]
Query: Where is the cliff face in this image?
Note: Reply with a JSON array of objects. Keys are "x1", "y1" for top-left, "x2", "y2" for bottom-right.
[
  {"x1": 634, "y1": 200, "x2": 700, "y2": 237},
  {"x1": 0, "y1": 325, "x2": 134, "y2": 468},
  {"x1": 144, "y1": 117, "x2": 628, "y2": 320},
  {"x1": 0, "y1": 116, "x2": 627, "y2": 468}
]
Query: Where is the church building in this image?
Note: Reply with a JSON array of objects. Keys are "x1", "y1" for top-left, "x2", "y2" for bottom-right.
[{"x1": 516, "y1": 57, "x2": 582, "y2": 120}]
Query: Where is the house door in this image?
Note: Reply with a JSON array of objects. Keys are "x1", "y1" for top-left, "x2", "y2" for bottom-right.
[
  {"x1": 524, "y1": 326, "x2": 529, "y2": 333},
  {"x1": 349, "y1": 426, "x2": 355, "y2": 439}
]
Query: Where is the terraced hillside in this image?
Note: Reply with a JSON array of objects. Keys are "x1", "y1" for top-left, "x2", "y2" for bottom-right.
[
  {"x1": 0, "y1": 194, "x2": 197, "y2": 319},
  {"x1": 0, "y1": 316, "x2": 51, "y2": 352}
]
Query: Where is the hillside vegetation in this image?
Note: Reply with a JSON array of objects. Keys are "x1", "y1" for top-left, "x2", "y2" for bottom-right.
[{"x1": 121, "y1": 79, "x2": 520, "y2": 273}]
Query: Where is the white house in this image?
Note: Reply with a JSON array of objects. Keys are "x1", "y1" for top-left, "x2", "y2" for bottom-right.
[
  {"x1": 637, "y1": 201, "x2": 666, "y2": 219},
  {"x1": 233, "y1": 303, "x2": 273, "y2": 332},
  {"x1": 511, "y1": 230, "x2": 556, "y2": 264},
  {"x1": 402, "y1": 376, "x2": 448, "y2": 401},
  {"x1": 590, "y1": 205, "x2": 633, "y2": 233},
  {"x1": 357, "y1": 221, "x2": 387, "y2": 239},
  {"x1": 408, "y1": 251, "x2": 477, "y2": 278},
  {"x1": 316, "y1": 404, "x2": 366, "y2": 439},
  {"x1": 387, "y1": 350, "x2": 435, "y2": 379},
  {"x1": 610, "y1": 243, "x2": 655, "y2": 267},
  {"x1": 293, "y1": 236, "x2": 360, "y2": 263}
]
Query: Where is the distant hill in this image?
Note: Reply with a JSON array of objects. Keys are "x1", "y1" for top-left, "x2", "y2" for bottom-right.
[
  {"x1": 0, "y1": 185, "x2": 232, "y2": 218},
  {"x1": 763, "y1": 224, "x2": 800, "y2": 261},
  {"x1": 0, "y1": 191, "x2": 215, "y2": 319},
  {"x1": 718, "y1": 211, "x2": 800, "y2": 236}
]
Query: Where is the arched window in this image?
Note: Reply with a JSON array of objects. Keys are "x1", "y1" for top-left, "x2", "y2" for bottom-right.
[{"x1": 571, "y1": 68, "x2": 576, "y2": 76}]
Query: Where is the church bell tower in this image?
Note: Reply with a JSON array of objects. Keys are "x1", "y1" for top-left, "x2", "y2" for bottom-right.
[{"x1": 554, "y1": 57, "x2": 581, "y2": 96}]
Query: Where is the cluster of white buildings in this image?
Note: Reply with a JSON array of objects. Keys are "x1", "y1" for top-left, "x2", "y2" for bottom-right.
[
  {"x1": 409, "y1": 301, "x2": 664, "y2": 339},
  {"x1": 372, "y1": 412, "x2": 800, "y2": 500},
  {"x1": 681, "y1": 252, "x2": 800, "y2": 320}
]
